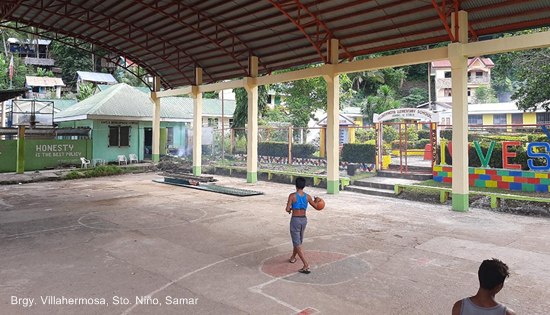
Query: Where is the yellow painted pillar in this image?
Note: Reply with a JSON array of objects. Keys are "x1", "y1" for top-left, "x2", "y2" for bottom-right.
[
  {"x1": 450, "y1": 11, "x2": 469, "y2": 211},
  {"x1": 151, "y1": 77, "x2": 161, "y2": 162},
  {"x1": 324, "y1": 39, "x2": 340, "y2": 194},
  {"x1": 192, "y1": 68, "x2": 203, "y2": 176},
  {"x1": 245, "y1": 57, "x2": 259, "y2": 183}
]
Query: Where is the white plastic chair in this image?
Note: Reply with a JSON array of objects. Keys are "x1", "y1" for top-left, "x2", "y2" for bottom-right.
[
  {"x1": 117, "y1": 155, "x2": 128, "y2": 165},
  {"x1": 128, "y1": 154, "x2": 138, "y2": 164},
  {"x1": 80, "y1": 157, "x2": 90, "y2": 168}
]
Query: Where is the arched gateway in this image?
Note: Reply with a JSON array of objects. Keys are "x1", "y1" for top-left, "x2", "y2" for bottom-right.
[{"x1": 373, "y1": 108, "x2": 439, "y2": 174}]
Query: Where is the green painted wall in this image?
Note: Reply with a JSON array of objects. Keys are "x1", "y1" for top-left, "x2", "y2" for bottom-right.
[
  {"x1": 0, "y1": 141, "x2": 17, "y2": 172},
  {"x1": 59, "y1": 119, "x2": 190, "y2": 162},
  {"x1": 0, "y1": 139, "x2": 92, "y2": 172}
]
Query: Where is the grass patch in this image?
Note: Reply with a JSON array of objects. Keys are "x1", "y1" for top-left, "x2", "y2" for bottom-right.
[{"x1": 63, "y1": 165, "x2": 123, "y2": 180}]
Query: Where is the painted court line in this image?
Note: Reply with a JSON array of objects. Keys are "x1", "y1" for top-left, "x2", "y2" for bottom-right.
[{"x1": 122, "y1": 233, "x2": 367, "y2": 314}]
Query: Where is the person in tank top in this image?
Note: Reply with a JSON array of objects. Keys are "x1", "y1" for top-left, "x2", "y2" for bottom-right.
[
  {"x1": 452, "y1": 258, "x2": 516, "y2": 315},
  {"x1": 285, "y1": 177, "x2": 322, "y2": 274}
]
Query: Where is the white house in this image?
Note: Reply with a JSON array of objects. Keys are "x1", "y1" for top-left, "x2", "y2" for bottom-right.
[
  {"x1": 25, "y1": 76, "x2": 65, "y2": 98},
  {"x1": 431, "y1": 57, "x2": 494, "y2": 103}
]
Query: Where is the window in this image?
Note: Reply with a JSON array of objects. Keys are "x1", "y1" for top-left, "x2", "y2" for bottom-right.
[
  {"x1": 229, "y1": 119, "x2": 234, "y2": 127},
  {"x1": 444, "y1": 72, "x2": 451, "y2": 78},
  {"x1": 267, "y1": 95, "x2": 272, "y2": 104},
  {"x1": 537, "y1": 112, "x2": 550, "y2": 123},
  {"x1": 167, "y1": 127, "x2": 174, "y2": 146},
  {"x1": 511, "y1": 113, "x2": 523, "y2": 125},
  {"x1": 476, "y1": 71, "x2": 484, "y2": 78},
  {"x1": 208, "y1": 118, "x2": 219, "y2": 128},
  {"x1": 468, "y1": 115, "x2": 483, "y2": 125},
  {"x1": 444, "y1": 88, "x2": 452, "y2": 97},
  {"x1": 109, "y1": 126, "x2": 130, "y2": 147},
  {"x1": 467, "y1": 89, "x2": 471, "y2": 96},
  {"x1": 274, "y1": 95, "x2": 281, "y2": 105},
  {"x1": 493, "y1": 114, "x2": 507, "y2": 125}
]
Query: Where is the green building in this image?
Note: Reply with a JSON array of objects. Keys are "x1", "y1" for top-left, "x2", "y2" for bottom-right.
[{"x1": 55, "y1": 83, "x2": 235, "y2": 163}]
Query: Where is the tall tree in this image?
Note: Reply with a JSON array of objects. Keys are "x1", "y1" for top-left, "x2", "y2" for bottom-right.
[
  {"x1": 360, "y1": 85, "x2": 401, "y2": 123},
  {"x1": 231, "y1": 85, "x2": 268, "y2": 130},
  {"x1": 51, "y1": 41, "x2": 93, "y2": 90}
]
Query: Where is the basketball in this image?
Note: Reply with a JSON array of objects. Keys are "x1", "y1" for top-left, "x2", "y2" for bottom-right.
[{"x1": 314, "y1": 197, "x2": 325, "y2": 210}]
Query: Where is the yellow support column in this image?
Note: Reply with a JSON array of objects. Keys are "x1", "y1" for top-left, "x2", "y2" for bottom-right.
[
  {"x1": 324, "y1": 39, "x2": 340, "y2": 194},
  {"x1": 192, "y1": 68, "x2": 203, "y2": 176},
  {"x1": 151, "y1": 77, "x2": 161, "y2": 162},
  {"x1": 245, "y1": 57, "x2": 259, "y2": 183},
  {"x1": 450, "y1": 11, "x2": 469, "y2": 211}
]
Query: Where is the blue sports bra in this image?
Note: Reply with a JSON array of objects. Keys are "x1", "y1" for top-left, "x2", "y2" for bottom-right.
[{"x1": 292, "y1": 192, "x2": 308, "y2": 210}]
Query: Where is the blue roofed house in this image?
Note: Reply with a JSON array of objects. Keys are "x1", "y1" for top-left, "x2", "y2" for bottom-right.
[{"x1": 55, "y1": 83, "x2": 235, "y2": 163}]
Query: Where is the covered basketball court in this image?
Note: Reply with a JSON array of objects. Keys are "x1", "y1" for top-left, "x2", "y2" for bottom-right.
[{"x1": 2, "y1": 1, "x2": 550, "y2": 211}]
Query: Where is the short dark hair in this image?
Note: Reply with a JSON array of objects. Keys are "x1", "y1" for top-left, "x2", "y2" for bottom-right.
[
  {"x1": 478, "y1": 258, "x2": 510, "y2": 290},
  {"x1": 295, "y1": 177, "x2": 306, "y2": 189}
]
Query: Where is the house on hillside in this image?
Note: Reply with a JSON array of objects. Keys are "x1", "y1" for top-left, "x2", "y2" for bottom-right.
[
  {"x1": 55, "y1": 83, "x2": 235, "y2": 162},
  {"x1": 76, "y1": 71, "x2": 118, "y2": 92},
  {"x1": 431, "y1": 57, "x2": 494, "y2": 103},
  {"x1": 8, "y1": 38, "x2": 58, "y2": 72},
  {"x1": 25, "y1": 76, "x2": 65, "y2": 98}
]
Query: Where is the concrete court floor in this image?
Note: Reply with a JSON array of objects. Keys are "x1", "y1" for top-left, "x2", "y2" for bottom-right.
[{"x1": 1, "y1": 173, "x2": 550, "y2": 315}]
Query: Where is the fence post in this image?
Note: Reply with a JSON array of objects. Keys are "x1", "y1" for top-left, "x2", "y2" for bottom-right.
[
  {"x1": 230, "y1": 128, "x2": 235, "y2": 154},
  {"x1": 288, "y1": 126, "x2": 293, "y2": 164}
]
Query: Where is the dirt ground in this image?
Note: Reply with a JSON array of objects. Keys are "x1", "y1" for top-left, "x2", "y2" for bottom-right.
[{"x1": 2, "y1": 173, "x2": 550, "y2": 314}]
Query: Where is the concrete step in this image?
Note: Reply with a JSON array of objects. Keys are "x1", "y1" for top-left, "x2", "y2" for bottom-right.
[
  {"x1": 345, "y1": 185, "x2": 395, "y2": 197},
  {"x1": 377, "y1": 170, "x2": 432, "y2": 181},
  {"x1": 352, "y1": 180, "x2": 394, "y2": 190}
]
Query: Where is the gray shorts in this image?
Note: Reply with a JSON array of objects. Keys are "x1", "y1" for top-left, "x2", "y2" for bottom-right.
[{"x1": 290, "y1": 216, "x2": 307, "y2": 247}]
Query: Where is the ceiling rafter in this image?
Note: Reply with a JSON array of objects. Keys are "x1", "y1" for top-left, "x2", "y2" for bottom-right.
[
  {"x1": 431, "y1": 0, "x2": 458, "y2": 42},
  {"x1": 134, "y1": 0, "x2": 257, "y2": 77},
  {"x1": 267, "y1": 0, "x2": 353, "y2": 63},
  {"x1": 0, "y1": 21, "x2": 155, "y2": 89},
  {"x1": 11, "y1": 1, "x2": 189, "y2": 88}
]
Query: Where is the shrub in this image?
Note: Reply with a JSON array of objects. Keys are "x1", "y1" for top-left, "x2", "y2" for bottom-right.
[
  {"x1": 406, "y1": 126, "x2": 419, "y2": 142},
  {"x1": 417, "y1": 129, "x2": 430, "y2": 140},
  {"x1": 355, "y1": 128, "x2": 376, "y2": 143},
  {"x1": 258, "y1": 142, "x2": 288, "y2": 157},
  {"x1": 341, "y1": 143, "x2": 376, "y2": 163},
  {"x1": 234, "y1": 136, "x2": 247, "y2": 154},
  {"x1": 291, "y1": 143, "x2": 316, "y2": 158},
  {"x1": 383, "y1": 125, "x2": 399, "y2": 143}
]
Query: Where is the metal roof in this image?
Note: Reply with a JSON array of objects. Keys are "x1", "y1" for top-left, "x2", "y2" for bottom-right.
[
  {"x1": 25, "y1": 76, "x2": 65, "y2": 87},
  {"x1": 3, "y1": 1, "x2": 550, "y2": 89},
  {"x1": 77, "y1": 71, "x2": 118, "y2": 84},
  {"x1": 55, "y1": 83, "x2": 235, "y2": 122}
]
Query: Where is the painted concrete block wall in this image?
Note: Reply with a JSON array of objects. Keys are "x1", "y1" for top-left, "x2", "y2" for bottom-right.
[
  {"x1": 92, "y1": 121, "x2": 140, "y2": 163},
  {"x1": 433, "y1": 165, "x2": 550, "y2": 193}
]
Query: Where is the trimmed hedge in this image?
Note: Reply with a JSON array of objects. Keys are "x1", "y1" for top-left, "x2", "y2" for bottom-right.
[
  {"x1": 341, "y1": 143, "x2": 376, "y2": 163},
  {"x1": 257, "y1": 142, "x2": 316, "y2": 158}
]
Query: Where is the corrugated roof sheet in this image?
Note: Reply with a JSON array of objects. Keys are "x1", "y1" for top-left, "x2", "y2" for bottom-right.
[
  {"x1": 26, "y1": 76, "x2": 65, "y2": 87},
  {"x1": 432, "y1": 58, "x2": 495, "y2": 68},
  {"x1": 55, "y1": 83, "x2": 235, "y2": 121},
  {"x1": 77, "y1": 71, "x2": 118, "y2": 84},
  {"x1": 4, "y1": 1, "x2": 550, "y2": 88}
]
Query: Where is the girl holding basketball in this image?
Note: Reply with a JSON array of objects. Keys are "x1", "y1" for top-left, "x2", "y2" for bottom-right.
[{"x1": 285, "y1": 177, "x2": 323, "y2": 274}]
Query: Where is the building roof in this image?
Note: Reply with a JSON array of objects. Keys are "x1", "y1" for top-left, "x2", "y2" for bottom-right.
[
  {"x1": 317, "y1": 114, "x2": 356, "y2": 126},
  {"x1": 8, "y1": 38, "x2": 51, "y2": 45},
  {"x1": 0, "y1": 88, "x2": 28, "y2": 102},
  {"x1": 26, "y1": 76, "x2": 65, "y2": 87},
  {"x1": 3, "y1": 1, "x2": 549, "y2": 88},
  {"x1": 432, "y1": 57, "x2": 495, "y2": 69},
  {"x1": 77, "y1": 71, "x2": 118, "y2": 84},
  {"x1": 96, "y1": 84, "x2": 150, "y2": 94},
  {"x1": 341, "y1": 106, "x2": 363, "y2": 117},
  {"x1": 55, "y1": 83, "x2": 235, "y2": 122}
]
